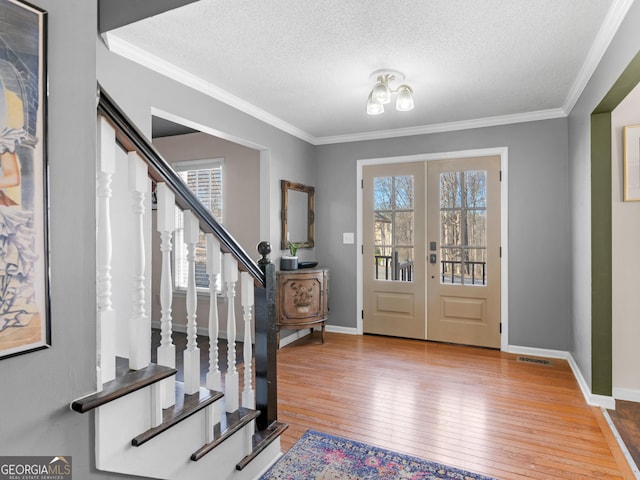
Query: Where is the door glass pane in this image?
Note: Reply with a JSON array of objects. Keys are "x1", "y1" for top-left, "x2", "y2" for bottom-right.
[
  {"x1": 466, "y1": 248, "x2": 487, "y2": 285},
  {"x1": 441, "y1": 210, "x2": 461, "y2": 246},
  {"x1": 374, "y1": 177, "x2": 393, "y2": 209},
  {"x1": 465, "y1": 210, "x2": 486, "y2": 247},
  {"x1": 395, "y1": 247, "x2": 414, "y2": 281},
  {"x1": 395, "y1": 212, "x2": 414, "y2": 245},
  {"x1": 394, "y1": 176, "x2": 414, "y2": 209},
  {"x1": 440, "y1": 172, "x2": 461, "y2": 208},
  {"x1": 373, "y1": 175, "x2": 414, "y2": 282},
  {"x1": 441, "y1": 247, "x2": 462, "y2": 284},
  {"x1": 440, "y1": 170, "x2": 487, "y2": 286}
]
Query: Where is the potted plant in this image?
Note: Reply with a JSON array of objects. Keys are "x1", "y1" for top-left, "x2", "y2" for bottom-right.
[{"x1": 280, "y1": 241, "x2": 299, "y2": 270}]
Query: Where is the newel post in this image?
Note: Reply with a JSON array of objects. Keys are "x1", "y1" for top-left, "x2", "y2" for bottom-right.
[{"x1": 255, "y1": 241, "x2": 278, "y2": 430}]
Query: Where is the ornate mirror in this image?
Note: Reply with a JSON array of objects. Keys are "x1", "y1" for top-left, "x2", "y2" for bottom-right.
[{"x1": 281, "y1": 180, "x2": 315, "y2": 250}]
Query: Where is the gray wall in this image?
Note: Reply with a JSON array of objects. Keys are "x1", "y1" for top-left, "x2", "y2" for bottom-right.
[
  {"x1": 96, "y1": 40, "x2": 317, "y2": 261},
  {"x1": 568, "y1": 1, "x2": 640, "y2": 388},
  {"x1": 0, "y1": 1, "x2": 121, "y2": 479},
  {"x1": 152, "y1": 133, "x2": 261, "y2": 334},
  {"x1": 316, "y1": 118, "x2": 572, "y2": 350},
  {"x1": 153, "y1": 132, "x2": 261, "y2": 258},
  {"x1": 0, "y1": 1, "x2": 634, "y2": 474}
]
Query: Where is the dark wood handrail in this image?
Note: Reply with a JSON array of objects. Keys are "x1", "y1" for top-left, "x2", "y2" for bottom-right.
[{"x1": 96, "y1": 85, "x2": 264, "y2": 286}]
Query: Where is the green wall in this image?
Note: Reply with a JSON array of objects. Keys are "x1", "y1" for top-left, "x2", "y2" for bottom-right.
[{"x1": 591, "y1": 50, "x2": 640, "y2": 395}]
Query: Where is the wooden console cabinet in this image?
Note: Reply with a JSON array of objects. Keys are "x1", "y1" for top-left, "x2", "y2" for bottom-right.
[{"x1": 276, "y1": 268, "x2": 328, "y2": 345}]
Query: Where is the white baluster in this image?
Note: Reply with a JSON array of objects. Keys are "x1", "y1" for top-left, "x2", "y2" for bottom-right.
[
  {"x1": 205, "y1": 234, "x2": 222, "y2": 392},
  {"x1": 224, "y1": 254, "x2": 239, "y2": 412},
  {"x1": 156, "y1": 183, "x2": 176, "y2": 408},
  {"x1": 150, "y1": 382, "x2": 163, "y2": 428},
  {"x1": 97, "y1": 116, "x2": 116, "y2": 386},
  {"x1": 205, "y1": 404, "x2": 215, "y2": 444},
  {"x1": 128, "y1": 153, "x2": 150, "y2": 371},
  {"x1": 241, "y1": 272, "x2": 255, "y2": 409},
  {"x1": 183, "y1": 210, "x2": 200, "y2": 395}
]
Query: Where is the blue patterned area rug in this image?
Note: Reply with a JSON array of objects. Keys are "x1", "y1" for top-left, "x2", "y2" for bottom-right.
[{"x1": 259, "y1": 430, "x2": 496, "y2": 479}]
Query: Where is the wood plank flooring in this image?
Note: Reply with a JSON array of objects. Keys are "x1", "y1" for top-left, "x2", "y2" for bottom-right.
[
  {"x1": 276, "y1": 333, "x2": 635, "y2": 479},
  {"x1": 608, "y1": 401, "x2": 640, "y2": 471}
]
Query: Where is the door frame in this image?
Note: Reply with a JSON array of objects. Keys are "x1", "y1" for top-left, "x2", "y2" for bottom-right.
[{"x1": 356, "y1": 147, "x2": 509, "y2": 351}]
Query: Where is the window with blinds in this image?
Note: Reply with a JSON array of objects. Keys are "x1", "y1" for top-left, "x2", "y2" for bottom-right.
[{"x1": 173, "y1": 158, "x2": 223, "y2": 291}]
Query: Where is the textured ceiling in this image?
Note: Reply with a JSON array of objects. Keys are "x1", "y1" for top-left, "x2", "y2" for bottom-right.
[{"x1": 110, "y1": 0, "x2": 624, "y2": 144}]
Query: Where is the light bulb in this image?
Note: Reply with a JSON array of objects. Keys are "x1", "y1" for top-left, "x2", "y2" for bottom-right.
[
  {"x1": 372, "y1": 76, "x2": 391, "y2": 104},
  {"x1": 396, "y1": 85, "x2": 414, "y2": 111},
  {"x1": 366, "y1": 91, "x2": 384, "y2": 115}
]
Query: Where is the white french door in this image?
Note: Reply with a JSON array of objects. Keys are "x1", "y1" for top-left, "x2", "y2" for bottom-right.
[{"x1": 362, "y1": 155, "x2": 501, "y2": 348}]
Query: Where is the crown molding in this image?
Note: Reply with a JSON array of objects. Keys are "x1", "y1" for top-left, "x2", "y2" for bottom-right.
[
  {"x1": 563, "y1": 0, "x2": 635, "y2": 114},
  {"x1": 106, "y1": 0, "x2": 633, "y2": 149},
  {"x1": 105, "y1": 33, "x2": 316, "y2": 144},
  {"x1": 313, "y1": 109, "x2": 567, "y2": 145}
]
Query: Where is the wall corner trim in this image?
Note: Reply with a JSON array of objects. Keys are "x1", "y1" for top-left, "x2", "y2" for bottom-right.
[
  {"x1": 567, "y1": 352, "x2": 616, "y2": 409},
  {"x1": 508, "y1": 345, "x2": 616, "y2": 409}
]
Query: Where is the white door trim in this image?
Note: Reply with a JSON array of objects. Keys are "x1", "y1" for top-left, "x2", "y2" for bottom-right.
[{"x1": 356, "y1": 147, "x2": 509, "y2": 351}]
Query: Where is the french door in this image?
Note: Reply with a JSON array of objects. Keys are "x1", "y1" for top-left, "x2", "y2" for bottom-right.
[
  {"x1": 362, "y1": 162, "x2": 426, "y2": 339},
  {"x1": 362, "y1": 156, "x2": 501, "y2": 348}
]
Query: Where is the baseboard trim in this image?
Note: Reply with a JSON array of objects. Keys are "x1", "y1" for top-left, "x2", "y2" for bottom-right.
[
  {"x1": 507, "y1": 345, "x2": 570, "y2": 359},
  {"x1": 508, "y1": 345, "x2": 616, "y2": 409},
  {"x1": 613, "y1": 388, "x2": 640, "y2": 403},
  {"x1": 566, "y1": 353, "x2": 616, "y2": 409},
  {"x1": 325, "y1": 325, "x2": 359, "y2": 335},
  {"x1": 279, "y1": 329, "x2": 313, "y2": 348},
  {"x1": 602, "y1": 408, "x2": 640, "y2": 478}
]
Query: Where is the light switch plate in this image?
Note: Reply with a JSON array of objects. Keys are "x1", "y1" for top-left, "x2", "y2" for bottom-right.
[{"x1": 343, "y1": 232, "x2": 355, "y2": 244}]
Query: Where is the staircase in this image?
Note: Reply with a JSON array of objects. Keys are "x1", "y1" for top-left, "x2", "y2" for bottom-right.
[{"x1": 71, "y1": 86, "x2": 285, "y2": 480}]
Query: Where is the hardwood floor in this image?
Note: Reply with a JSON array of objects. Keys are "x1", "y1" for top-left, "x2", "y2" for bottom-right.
[
  {"x1": 609, "y1": 401, "x2": 640, "y2": 472},
  {"x1": 276, "y1": 332, "x2": 635, "y2": 479}
]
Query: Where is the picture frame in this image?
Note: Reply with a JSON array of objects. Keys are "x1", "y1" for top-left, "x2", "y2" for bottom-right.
[
  {"x1": 0, "y1": 0, "x2": 50, "y2": 359},
  {"x1": 623, "y1": 124, "x2": 640, "y2": 202}
]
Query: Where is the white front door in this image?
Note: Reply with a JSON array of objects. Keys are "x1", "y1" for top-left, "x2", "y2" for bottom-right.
[
  {"x1": 362, "y1": 156, "x2": 502, "y2": 347},
  {"x1": 426, "y1": 156, "x2": 501, "y2": 348},
  {"x1": 362, "y1": 162, "x2": 426, "y2": 339}
]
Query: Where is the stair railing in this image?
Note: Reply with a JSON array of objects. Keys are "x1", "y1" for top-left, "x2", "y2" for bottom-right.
[{"x1": 96, "y1": 85, "x2": 277, "y2": 432}]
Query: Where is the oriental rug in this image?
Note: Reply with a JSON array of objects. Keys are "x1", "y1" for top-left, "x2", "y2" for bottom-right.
[{"x1": 259, "y1": 430, "x2": 496, "y2": 479}]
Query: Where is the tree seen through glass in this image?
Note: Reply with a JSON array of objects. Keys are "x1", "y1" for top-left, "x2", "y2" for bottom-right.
[
  {"x1": 373, "y1": 175, "x2": 414, "y2": 282},
  {"x1": 440, "y1": 170, "x2": 487, "y2": 285}
]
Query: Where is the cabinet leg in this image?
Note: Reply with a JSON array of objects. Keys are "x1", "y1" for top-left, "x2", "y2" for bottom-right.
[{"x1": 321, "y1": 323, "x2": 325, "y2": 344}]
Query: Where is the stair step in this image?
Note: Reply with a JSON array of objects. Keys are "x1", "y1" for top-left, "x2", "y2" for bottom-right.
[
  {"x1": 71, "y1": 364, "x2": 177, "y2": 413},
  {"x1": 190, "y1": 407, "x2": 260, "y2": 461},
  {"x1": 235, "y1": 421, "x2": 289, "y2": 471},
  {"x1": 132, "y1": 382, "x2": 224, "y2": 447}
]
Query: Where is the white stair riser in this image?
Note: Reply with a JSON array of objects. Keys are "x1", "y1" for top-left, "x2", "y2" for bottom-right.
[{"x1": 95, "y1": 387, "x2": 278, "y2": 480}]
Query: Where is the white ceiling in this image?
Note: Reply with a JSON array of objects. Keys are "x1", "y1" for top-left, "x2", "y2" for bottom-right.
[{"x1": 108, "y1": 0, "x2": 632, "y2": 145}]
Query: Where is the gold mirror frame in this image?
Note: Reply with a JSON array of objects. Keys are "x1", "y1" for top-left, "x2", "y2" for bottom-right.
[{"x1": 281, "y1": 180, "x2": 315, "y2": 250}]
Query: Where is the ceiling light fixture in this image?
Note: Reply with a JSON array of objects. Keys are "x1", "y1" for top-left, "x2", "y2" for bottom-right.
[{"x1": 366, "y1": 69, "x2": 414, "y2": 115}]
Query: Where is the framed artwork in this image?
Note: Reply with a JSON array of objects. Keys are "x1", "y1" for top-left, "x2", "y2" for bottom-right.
[
  {"x1": 0, "y1": 0, "x2": 49, "y2": 359},
  {"x1": 624, "y1": 124, "x2": 640, "y2": 202}
]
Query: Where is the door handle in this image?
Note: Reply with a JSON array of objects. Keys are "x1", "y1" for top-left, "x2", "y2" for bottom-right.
[{"x1": 429, "y1": 254, "x2": 437, "y2": 264}]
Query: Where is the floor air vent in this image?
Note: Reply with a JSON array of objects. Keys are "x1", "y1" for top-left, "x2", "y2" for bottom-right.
[{"x1": 517, "y1": 356, "x2": 552, "y2": 366}]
